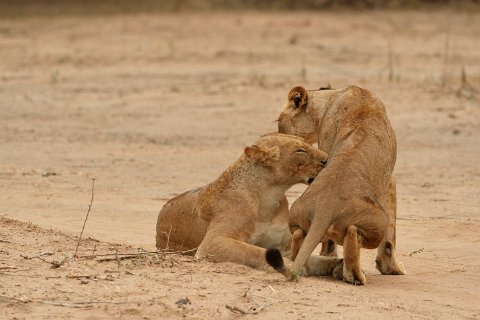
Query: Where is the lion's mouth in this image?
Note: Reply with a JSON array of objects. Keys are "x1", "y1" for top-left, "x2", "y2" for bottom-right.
[
  {"x1": 321, "y1": 160, "x2": 327, "y2": 166},
  {"x1": 307, "y1": 177, "x2": 315, "y2": 184}
]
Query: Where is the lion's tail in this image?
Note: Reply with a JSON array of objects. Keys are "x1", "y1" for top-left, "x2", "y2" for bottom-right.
[{"x1": 265, "y1": 248, "x2": 297, "y2": 280}]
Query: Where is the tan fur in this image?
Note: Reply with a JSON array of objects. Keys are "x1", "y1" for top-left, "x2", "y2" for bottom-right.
[
  {"x1": 156, "y1": 133, "x2": 341, "y2": 273},
  {"x1": 276, "y1": 85, "x2": 406, "y2": 285}
]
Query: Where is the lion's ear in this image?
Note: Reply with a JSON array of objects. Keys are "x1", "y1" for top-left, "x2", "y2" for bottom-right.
[
  {"x1": 288, "y1": 86, "x2": 308, "y2": 109},
  {"x1": 244, "y1": 145, "x2": 280, "y2": 166}
]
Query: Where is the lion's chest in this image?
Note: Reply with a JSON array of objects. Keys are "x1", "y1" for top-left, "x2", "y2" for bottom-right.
[
  {"x1": 248, "y1": 221, "x2": 291, "y2": 252},
  {"x1": 247, "y1": 194, "x2": 290, "y2": 251}
]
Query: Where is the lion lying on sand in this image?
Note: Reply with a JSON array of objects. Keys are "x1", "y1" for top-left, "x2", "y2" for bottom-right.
[
  {"x1": 266, "y1": 85, "x2": 406, "y2": 285},
  {"x1": 156, "y1": 133, "x2": 340, "y2": 274}
]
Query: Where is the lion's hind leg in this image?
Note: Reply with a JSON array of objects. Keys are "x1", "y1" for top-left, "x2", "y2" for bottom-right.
[
  {"x1": 319, "y1": 239, "x2": 338, "y2": 257},
  {"x1": 375, "y1": 177, "x2": 406, "y2": 275},
  {"x1": 376, "y1": 240, "x2": 406, "y2": 275},
  {"x1": 342, "y1": 225, "x2": 366, "y2": 285},
  {"x1": 197, "y1": 235, "x2": 290, "y2": 272},
  {"x1": 290, "y1": 228, "x2": 305, "y2": 260}
]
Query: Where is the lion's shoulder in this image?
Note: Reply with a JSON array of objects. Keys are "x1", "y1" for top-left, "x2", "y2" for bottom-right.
[{"x1": 195, "y1": 157, "x2": 249, "y2": 220}]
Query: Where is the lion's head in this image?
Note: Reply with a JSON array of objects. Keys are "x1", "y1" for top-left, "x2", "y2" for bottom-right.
[
  {"x1": 244, "y1": 133, "x2": 327, "y2": 186},
  {"x1": 277, "y1": 86, "x2": 326, "y2": 144}
]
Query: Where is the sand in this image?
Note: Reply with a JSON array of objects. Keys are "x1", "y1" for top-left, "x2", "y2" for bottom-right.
[{"x1": 0, "y1": 9, "x2": 479, "y2": 319}]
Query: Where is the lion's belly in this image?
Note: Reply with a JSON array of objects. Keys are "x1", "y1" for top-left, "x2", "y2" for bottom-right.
[{"x1": 248, "y1": 222, "x2": 291, "y2": 254}]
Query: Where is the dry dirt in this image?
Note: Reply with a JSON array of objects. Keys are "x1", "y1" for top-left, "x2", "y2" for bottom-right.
[{"x1": 0, "y1": 9, "x2": 479, "y2": 320}]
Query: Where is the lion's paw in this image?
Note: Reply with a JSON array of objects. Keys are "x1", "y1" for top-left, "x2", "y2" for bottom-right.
[
  {"x1": 375, "y1": 255, "x2": 406, "y2": 275},
  {"x1": 343, "y1": 268, "x2": 366, "y2": 286}
]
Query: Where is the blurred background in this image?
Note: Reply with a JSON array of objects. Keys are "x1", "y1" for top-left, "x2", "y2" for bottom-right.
[{"x1": 1, "y1": 0, "x2": 480, "y2": 16}]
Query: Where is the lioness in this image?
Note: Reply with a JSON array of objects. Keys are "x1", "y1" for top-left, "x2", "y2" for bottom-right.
[
  {"x1": 266, "y1": 85, "x2": 405, "y2": 285},
  {"x1": 156, "y1": 133, "x2": 340, "y2": 273}
]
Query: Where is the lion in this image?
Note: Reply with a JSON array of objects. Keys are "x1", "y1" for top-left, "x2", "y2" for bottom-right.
[
  {"x1": 156, "y1": 133, "x2": 340, "y2": 274},
  {"x1": 266, "y1": 85, "x2": 406, "y2": 285}
]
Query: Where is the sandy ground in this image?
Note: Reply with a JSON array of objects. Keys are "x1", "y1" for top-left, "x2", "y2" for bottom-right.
[{"x1": 0, "y1": 9, "x2": 479, "y2": 319}]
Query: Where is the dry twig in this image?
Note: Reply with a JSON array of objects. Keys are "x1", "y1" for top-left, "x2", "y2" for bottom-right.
[
  {"x1": 76, "y1": 247, "x2": 197, "y2": 262},
  {"x1": 441, "y1": 23, "x2": 451, "y2": 87},
  {"x1": 66, "y1": 274, "x2": 115, "y2": 281},
  {"x1": 0, "y1": 266, "x2": 18, "y2": 271},
  {"x1": 457, "y1": 66, "x2": 477, "y2": 99},
  {"x1": 21, "y1": 251, "x2": 54, "y2": 259},
  {"x1": 115, "y1": 249, "x2": 121, "y2": 270},
  {"x1": 21, "y1": 251, "x2": 67, "y2": 268},
  {"x1": 226, "y1": 301, "x2": 277, "y2": 315},
  {"x1": 226, "y1": 289, "x2": 282, "y2": 315},
  {"x1": 0, "y1": 295, "x2": 126, "y2": 308},
  {"x1": 74, "y1": 178, "x2": 95, "y2": 258},
  {"x1": 409, "y1": 248, "x2": 425, "y2": 256}
]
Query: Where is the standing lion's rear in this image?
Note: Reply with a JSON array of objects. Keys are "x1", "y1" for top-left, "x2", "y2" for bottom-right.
[{"x1": 155, "y1": 188, "x2": 209, "y2": 253}]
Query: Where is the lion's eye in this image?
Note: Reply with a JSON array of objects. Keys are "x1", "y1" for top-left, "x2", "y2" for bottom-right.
[{"x1": 296, "y1": 148, "x2": 306, "y2": 153}]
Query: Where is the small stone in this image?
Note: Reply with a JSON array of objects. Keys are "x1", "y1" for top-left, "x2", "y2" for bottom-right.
[{"x1": 175, "y1": 297, "x2": 191, "y2": 307}]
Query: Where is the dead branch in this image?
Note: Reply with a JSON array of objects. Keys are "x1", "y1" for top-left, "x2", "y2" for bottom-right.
[
  {"x1": 115, "y1": 249, "x2": 121, "y2": 270},
  {"x1": 21, "y1": 251, "x2": 67, "y2": 268},
  {"x1": 39, "y1": 300, "x2": 127, "y2": 307},
  {"x1": 75, "y1": 247, "x2": 197, "y2": 262},
  {"x1": 74, "y1": 178, "x2": 95, "y2": 258},
  {"x1": 66, "y1": 275, "x2": 93, "y2": 279},
  {"x1": 53, "y1": 286, "x2": 76, "y2": 294},
  {"x1": 409, "y1": 248, "x2": 425, "y2": 256},
  {"x1": 0, "y1": 295, "x2": 127, "y2": 308},
  {"x1": 0, "y1": 272, "x2": 43, "y2": 278},
  {"x1": 226, "y1": 289, "x2": 282, "y2": 315},
  {"x1": 441, "y1": 22, "x2": 451, "y2": 87},
  {"x1": 268, "y1": 285, "x2": 276, "y2": 295},
  {"x1": 457, "y1": 66, "x2": 477, "y2": 99},
  {"x1": 227, "y1": 287, "x2": 283, "y2": 315},
  {"x1": 244, "y1": 291, "x2": 272, "y2": 304},
  {"x1": 21, "y1": 251, "x2": 54, "y2": 259},
  {"x1": 226, "y1": 304, "x2": 251, "y2": 314},
  {"x1": 226, "y1": 301, "x2": 277, "y2": 315},
  {"x1": 0, "y1": 266, "x2": 18, "y2": 271},
  {"x1": 96, "y1": 254, "x2": 142, "y2": 262},
  {"x1": 37, "y1": 301, "x2": 93, "y2": 308},
  {"x1": 66, "y1": 274, "x2": 115, "y2": 282}
]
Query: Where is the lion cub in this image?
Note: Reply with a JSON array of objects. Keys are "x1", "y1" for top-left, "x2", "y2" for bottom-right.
[{"x1": 156, "y1": 133, "x2": 337, "y2": 272}]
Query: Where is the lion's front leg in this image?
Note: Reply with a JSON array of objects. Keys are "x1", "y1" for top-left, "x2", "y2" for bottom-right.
[{"x1": 375, "y1": 176, "x2": 406, "y2": 275}]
